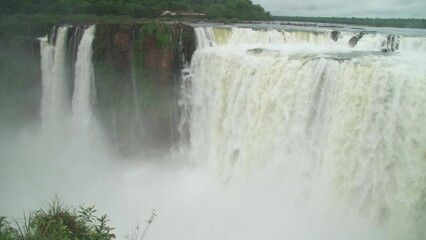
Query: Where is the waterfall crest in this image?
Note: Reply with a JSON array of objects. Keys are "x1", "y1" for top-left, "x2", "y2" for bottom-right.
[{"x1": 193, "y1": 26, "x2": 426, "y2": 53}]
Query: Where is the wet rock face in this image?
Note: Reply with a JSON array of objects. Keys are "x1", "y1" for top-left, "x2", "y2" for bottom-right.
[
  {"x1": 349, "y1": 33, "x2": 365, "y2": 47},
  {"x1": 381, "y1": 35, "x2": 399, "y2": 52},
  {"x1": 94, "y1": 23, "x2": 194, "y2": 85},
  {"x1": 0, "y1": 27, "x2": 45, "y2": 128},
  {"x1": 330, "y1": 30, "x2": 340, "y2": 42},
  {"x1": 114, "y1": 31, "x2": 131, "y2": 51},
  {"x1": 93, "y1": 22, "x2": 195, "y2": 154},
  {"x1": 141, "y1": 29, "x2": 175, "y2": 84}
]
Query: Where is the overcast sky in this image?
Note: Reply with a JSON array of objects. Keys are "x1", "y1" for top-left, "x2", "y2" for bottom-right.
[{"x1": 253, "y1": 0, "x2": 426, "y2": 18}]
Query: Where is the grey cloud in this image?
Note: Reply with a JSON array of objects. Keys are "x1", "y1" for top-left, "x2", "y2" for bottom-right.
[{"x1": 253, "y1": 0, "x2": 426, "y2": 18}]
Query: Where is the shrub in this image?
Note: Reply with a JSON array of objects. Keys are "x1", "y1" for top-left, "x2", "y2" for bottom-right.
[
  {"x1": 0, "y1": 216, "x2": 18, "y2": 240},
  {"x1": 0, "y1": 198, "x2": 115, "y2": 240}
]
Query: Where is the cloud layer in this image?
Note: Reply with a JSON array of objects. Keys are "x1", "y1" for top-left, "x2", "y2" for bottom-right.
[{"x1": 254, "y1": 0, "x2": 426, "y2": 18}]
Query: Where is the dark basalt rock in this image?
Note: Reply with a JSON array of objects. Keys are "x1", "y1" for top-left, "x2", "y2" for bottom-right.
[
  {"x1": 330, "y1": 30, "x2": 340, "y2": 42},
  {"x1": 349, "y1": 33, "x2": 365, "y2": 47},
  {"x1": 381, "y1": 35, "x2": 399, "y2": 53}
]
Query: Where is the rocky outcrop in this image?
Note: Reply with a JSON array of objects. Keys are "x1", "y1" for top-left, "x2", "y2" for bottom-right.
[
  {"x1": 349, "y1": 33, "x2": 365, "y2": 47},
  {"x1": 330, "y1": 30, "x2": 340, "y2": 42},
  {"x1": 381, "y1": 35, "x2": 399, "y2": 52},
  {"x1": 93, "y1": 22, "x2": 195, "y2": 154}
]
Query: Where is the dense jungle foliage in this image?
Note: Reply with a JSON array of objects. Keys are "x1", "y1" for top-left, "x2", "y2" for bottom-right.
[{"x1": 0, "y1": 0, "x2": 271, "y2": 20}]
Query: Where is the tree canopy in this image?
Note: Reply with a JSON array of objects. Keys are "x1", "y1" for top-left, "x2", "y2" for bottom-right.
[{"x1": 0, "y1": 0, "x2": 271, "y2": 20}]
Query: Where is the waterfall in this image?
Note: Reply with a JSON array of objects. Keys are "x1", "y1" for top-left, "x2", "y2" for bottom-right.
[
  {"x1": 41, "y1": 25, "x2": 98, "y2": 135},
  {"x1": 72, "y1": 25, "x2": 97, "y2": 132},
  {"x1": 192, "y1": 27, "x2": 426, "y2": 54},
  {"x1": 40, "y1": 37, "x2": 54, "y2": 126},
  {"x1": 131, "y1": 40, "x2": 143, "y2": 139},
  {"x1": 194, "y1": 27, "x2": 216, "y2": 49},
  {"x1": 40, "y1": 26, "x2": 69, "y2": 130},
  {"x1": 183, "y1": 27, "x2": 426, "y2": 240}
]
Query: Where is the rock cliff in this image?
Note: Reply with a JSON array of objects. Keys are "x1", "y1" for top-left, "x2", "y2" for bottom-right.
[
  {"x1": 93, "y1": 22, "x2": 195, "y2": 154},
  {"x1": 0, "y1": 22, "x2": 195, "y2": 154}
]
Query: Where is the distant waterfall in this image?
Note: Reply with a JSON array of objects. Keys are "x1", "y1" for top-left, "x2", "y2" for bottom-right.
[
  {"x1": 130, "y1": 43, "x2": 143, "y2": 140},
  {"x1": 40, "y1": 26, "x2": 69, "y2": 130},
  {"x1": 72, "y1": 25, "x2": 97, "y2": 132},
  {"x1": 184, "y1": 27, "x2": 426, "y2": 240},
  {"x1": 40, "y1": 37, "x2": 54, "y2": 125},
  {"x1": 40, "y1": 25, "x2": 98, "y2": 135}
]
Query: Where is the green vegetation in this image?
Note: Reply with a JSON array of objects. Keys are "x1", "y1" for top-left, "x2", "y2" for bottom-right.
[
  {"x1": 0, "y1": 198, "x2": 115, "y2": 239},
  {"x1": 1, "y1": 0, "x2": 271, "y2": 21},
  {"x1": 272, "y1": 16, "x2": 426, "y2": 29},
  {"x1": 140, "y1": 23, "x2": 171, "y2": 48},
  {"x1": 92, "y1": 22, "x2": 189, "y2": 152}
]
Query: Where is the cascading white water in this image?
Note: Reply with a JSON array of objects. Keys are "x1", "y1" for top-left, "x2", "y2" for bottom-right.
[
  {"x1": 183, "y1": 26, "x2": 426, "y2": 240},
  {"x1": 40, "y1": 37, "x2": 54, "y2": 126},
  {"x1": 194, "y1": 27, "x2": 216, "y2": 49},
  {"x1": 72, "y1": 25, "x2": 97, "y2": 132},
  {"x1": 195, "y1": 26, "x2": 426, "y2": 54},
  {"x1": 40, "y1": 27, "x2": 69, "y2": 130}
]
